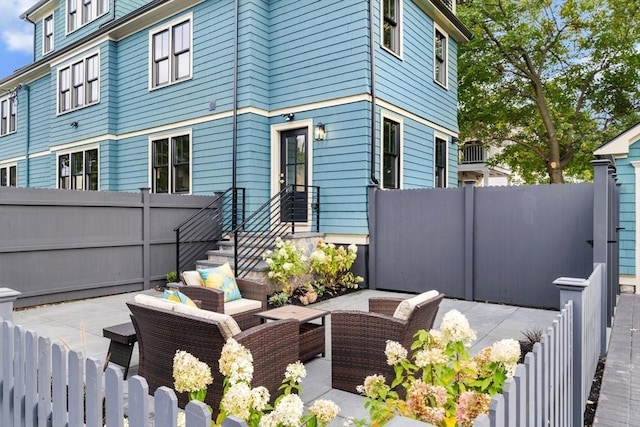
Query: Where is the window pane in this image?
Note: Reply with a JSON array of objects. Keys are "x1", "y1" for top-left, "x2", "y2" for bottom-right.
[
  {"x1": 1, "y1": 101, "x2": 6, "y2": 135},
  {"x1": 155, "y1": 59, "x2": 169, "y2": 86},
  {"x1": 174, "y1": 164, "x2": 189, "y2": 193},
  {"x1": 173, "y1": 136, "x2": 189, "y2": 164},
  {"x1": 72, "y1": 152, "x2": 83, "y2": 190},
  {"x1": 174, "y1": 52, "x2": 190, "y2": 80},
  {"x1": 87, "y1": 55, "x2": 98, "y2": 80},
  {"x1": 60, "y1": 68, "x2": 70, "y2": 90},
  {"x1": 86, "y1": 149, "x2": 99, "y2": 190},
  {"x1": 9, "y1": 100, "x2": 15, "y2": 132},
  {"x1": 173, "y1": 21, "x2": 190, "y2": 53},
  {"x1": 154, "y1": 31, "x2": 169, "y2": 60},
  {"x1": 59, "y1": 155, "x2": 70, "y2": 189},
  {"x1": 9, "y1": 166, "x2": 16, "y2": 187},
  {"x1": 72, "y1": 62, "x2": 85, "y2": 107},
  {"x1": 0, "y1": 168, "x2": 6, "y2": 186},
  {"x1": 154, "y1": 139, "x2": 169, "y2": 166}
]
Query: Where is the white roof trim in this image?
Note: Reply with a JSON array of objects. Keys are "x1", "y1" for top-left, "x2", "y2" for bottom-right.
[{"x1": 594, "y1": 123, "x2": 640, "y2": 156}]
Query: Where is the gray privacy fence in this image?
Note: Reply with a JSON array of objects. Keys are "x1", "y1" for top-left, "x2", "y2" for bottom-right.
[
  {"x1": 0, "y1": 264, "x2": 605, "y2": 426},
  {"x1": 0, "y1": 187, "x2": 215, "y2": 308},
  {"x1": 369, "y1": 160, "x2": 619, "y2": 311}
]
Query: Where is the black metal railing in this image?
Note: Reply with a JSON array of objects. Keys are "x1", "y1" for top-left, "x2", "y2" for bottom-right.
[
  {"x1": 231, "y1": 185, "x2": 320, "y2": 278},
  {"x1": 174, "y1": 187, "x2": 246, "y2": 273}
]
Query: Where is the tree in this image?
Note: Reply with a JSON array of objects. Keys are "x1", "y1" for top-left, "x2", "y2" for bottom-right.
[{"x1": 457, "y1": 0, "x2": 640, "y2": 183}]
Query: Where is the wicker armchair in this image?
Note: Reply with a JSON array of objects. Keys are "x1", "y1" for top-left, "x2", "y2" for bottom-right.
[
  {"x1": 177, "y1": 273, "x2": 268, "y2": 330},
  {"x1": 331, "y1": 292, "x2": 445, "y2": 394},
  {"x1": 127, "y1": 299, "x2": 298, "y2": 414}
]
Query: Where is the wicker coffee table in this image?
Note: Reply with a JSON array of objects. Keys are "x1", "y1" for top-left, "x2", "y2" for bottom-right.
[{"x1": 256, "y1": 305, "x2": 329, "y2": 362}]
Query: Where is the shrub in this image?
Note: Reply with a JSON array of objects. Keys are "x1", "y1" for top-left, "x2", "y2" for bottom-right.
[{"x1": 309, "y1": 240, "x2": 363, "y2": 292}]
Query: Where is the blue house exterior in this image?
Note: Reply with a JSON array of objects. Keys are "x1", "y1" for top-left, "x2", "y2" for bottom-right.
[
  {"x1": 595, "y1": 122, "x2": 640, "y2": 294},
  {"x1": 0, "y1": 0, "x2": 471, "y2": 250}
]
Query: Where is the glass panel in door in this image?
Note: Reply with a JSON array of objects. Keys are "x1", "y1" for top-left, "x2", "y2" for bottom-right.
[{"x1": 280, "y1": 128, "x2": 307, "y2": 222}]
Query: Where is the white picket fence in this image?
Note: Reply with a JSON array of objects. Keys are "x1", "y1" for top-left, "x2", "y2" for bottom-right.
[{"x1": 0, "y1": 264, "x2": 606, "y2": 426}]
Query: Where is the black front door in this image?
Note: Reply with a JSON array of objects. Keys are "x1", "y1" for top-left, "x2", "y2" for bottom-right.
[{"x1": 280, "y1": 128, "x2": 308, "y2": 222}]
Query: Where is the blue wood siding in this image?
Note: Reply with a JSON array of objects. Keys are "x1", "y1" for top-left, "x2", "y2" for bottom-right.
[
  {"x1": 114, "y1": 1, "x2": 235, "y2": 134},
  {"x1": 267, "y1": 0, "x2": 370, "y2": 110},
  {"x1": 375, "y1": 0, "x2": 459, "y2": 133},
  {"x1": 615, "y1": 155, "x2": 635, "y2": 275},
  {"x1": 237, "y1": 0, "x2": 270, "y2": 110},
  {"x1": 24, "y1": 76, "x2": 52, "y2": 156},
  {"x1": 24, "y1": 155, "x2": 54, "y2": 188}
]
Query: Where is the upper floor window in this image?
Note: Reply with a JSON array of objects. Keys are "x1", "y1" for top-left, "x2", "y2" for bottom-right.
[
  {"x1": 0, "y1": 165, "x2": 17, "y2": 187},
  {"x1": 58, "y1": 148, "x2": 99, "y2": 190},
  {"x1": 150, "y1": 16, "x2": 192, "y2": 89},
  {"x1": 44, "y1": 14, "x2": 54, "y2": 54},
  {"x1": 151, "y1": 133, "x2": 191, "y2": 194},
  {"x1": 0, "y1": 97, "x2": 17, "y2": 136},
  {"x1": 58, "y1": 53, "x2": 100, "y2": 114},
  {"x1": 435, "y1": 136, "x2": 447, "y2": 188},
  {"x1": 382, "y1": 0, "x2": 401, "y2": 56},
  {"x1": 382, "y1": 117, "x2": 401, "y2": 189},
  {"x1": 434, "y1": 28, "x2": 448, "y2": 87},
  {"x1": 67, "y1": 0, "x2": 108, "y2": 33}
]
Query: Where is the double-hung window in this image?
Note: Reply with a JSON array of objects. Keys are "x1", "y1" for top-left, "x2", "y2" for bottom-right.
[
  {"x1": 435, "y1": 136, "x2": 447, "y2": 188},
  {"x1": 58, "y1": 53, "x2": 99, "y2": 114},
  {"x1": 58, "y1": 148, "x2": 99, "y2": 190},
  {"x1": 0, "y1": 97, "x2": 17, "y2": 136},
  {"x1": 434, "y1": 28, "x2": 448, "y2": 87},
  {"x1": 151, "y1": 133, "x2": 191, "y2": 194},
  {"x1": 44, "y1": 14, "x2": 54, "y2": 54},
  {"x1": 382, "y1": 0, "x2": 401, "y2": 56},
  {"x1": 68, "y1": 0, "x2": 108, "y2": 32},
  {"x1": 382, "y1": 118, "x2": 401, "y2": 189},
  {"x1": 150, "y1": 16, "x2": 192, "y2": 89},
  {"x1": 0, "y1": 165, "x2": 17, "y2": 187}
]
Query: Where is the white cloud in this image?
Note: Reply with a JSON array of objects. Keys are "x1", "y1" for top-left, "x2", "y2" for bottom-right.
[{"x1": 0, "y1": 0, "x2": 35, "y2": 54}]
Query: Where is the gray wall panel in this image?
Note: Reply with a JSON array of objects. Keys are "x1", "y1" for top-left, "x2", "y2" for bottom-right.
[
  {"x1": 373, "y1": 188, "x2": 466, "y2": 297},
  {"x1": 0, "y1": 187, "x2": 215, "y2": 307}
]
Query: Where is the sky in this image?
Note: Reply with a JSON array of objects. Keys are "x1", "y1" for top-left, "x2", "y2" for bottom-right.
[{"x1": 0, "y1": 0, "x2": 37, "y2": 80}]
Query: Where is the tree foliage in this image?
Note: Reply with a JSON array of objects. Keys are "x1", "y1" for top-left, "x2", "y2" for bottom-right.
[{"x1": 457, "y1": 0, "x2": 640, "y2": 183}]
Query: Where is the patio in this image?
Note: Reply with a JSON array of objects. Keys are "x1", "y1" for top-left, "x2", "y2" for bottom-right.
[{"x1": 11, "y1": 288, "x2": 560, "y2": 425}]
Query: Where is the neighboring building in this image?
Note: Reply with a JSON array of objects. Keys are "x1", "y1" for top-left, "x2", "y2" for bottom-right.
[
  {"x1": 457, "y1": 140, "x2": 512, "y2": 186},
  {"x1": 0, "y1": 0, "x2": 470, "y2": 252},
  {"x1": 594, "y1": 121, "x2": 640, "y2": 294}
]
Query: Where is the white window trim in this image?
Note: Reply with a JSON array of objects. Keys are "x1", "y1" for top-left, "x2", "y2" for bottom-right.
[
  {"x1": 380, "y1": 0, "x2": 403, "y2": 60},
  {"x1": 148, "y1": 129, "x2": 193, "y2": 194},
  {"x1": 148, "y1": 13, "x2": 194, "y2": 91},
  {"x1": 65, "y1": 0, "x2": 109, "y2": 35},
  {"x1": 0, "y1": 162, "x2": 18, "y2": 187},
  {"x1": 56, "y1": 50, "x2": 101, "y2": 115},
  {"x1": 43, "y1": 14, "x2": 55, "y2": 55},
  {"x1": 0, "y1": 96, "x2": 17, "y2": 137},
  {"x1": 380, "y1": 111, "x2": 403, "y2": 189},
  {"x1": 56, "y1": 145, "x2": 100, "y2": 190},
  {"x1": 434, "y1": 132, "x2": 448, "y2": 188},
  {"x1": 434, "y1": 24, "x2": 449, "y2": 89}
]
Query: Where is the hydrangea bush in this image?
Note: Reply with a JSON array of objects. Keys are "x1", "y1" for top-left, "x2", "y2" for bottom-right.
[
  {"x1": 356, "y1": 309, "x2": 520, "y2": 427},
  {"x1": 264, "y1": 238, "x2": 363, "y2": 306},
  {"x1": 172, "y1": 339, "x2": 340, "y2": 427}
]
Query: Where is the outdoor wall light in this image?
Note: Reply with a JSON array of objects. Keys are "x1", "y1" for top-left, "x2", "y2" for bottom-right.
[
  {"x1": 314, "y1": 122, "x2": 326, "y2": 141},
  {"x1": 70, "y1": 121, "x2": 78, "y2": 128},
  {"x1": 282, "y1": 113, "x2": 294, "y2": 121}
]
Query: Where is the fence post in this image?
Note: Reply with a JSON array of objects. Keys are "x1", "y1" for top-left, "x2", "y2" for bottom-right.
[
  {"x1": 554, "y1": 277, "x2": 585, "y2": 427},
  {"x1": 0, "y1": 288, "x2": 20, "y2": 322},
  {"x1": 591, "y1": 160, "x2": 610, "y2": 334},
  {"x1": 368, "y1": 185, "x2": 378, "y2": 290},
  {"x1": 464, "y1": 180, "x2": 475, "y2": 301},
  {"x1": 140, "y1": 188, "x2": 151, "y2": 290}
]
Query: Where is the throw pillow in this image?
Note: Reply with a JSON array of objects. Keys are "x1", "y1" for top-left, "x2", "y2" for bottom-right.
[
  {"x1": 197, "y1": 263, "x2": 242, "y2": 302},
  {"x1": 162, "y1": 289, "x2": 198, "y2": 307},
  {"x1": 393, "y1": 290, "x2": 440, "y2": 321},
  {"x1": 181, "y1": 270, "x2": 204, "y2": 287}
]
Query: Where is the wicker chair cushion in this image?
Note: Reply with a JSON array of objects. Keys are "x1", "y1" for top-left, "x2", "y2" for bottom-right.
[
  {"x1": 134, "y1": 294, "x2": 180, "y2": 311},
  {"x1": 172, "y1": 303, "x2": 242, "y2": 338},
  {"x1": 182, "y1": 270, "x2": 204, "y2": 287},
  {"x1": 224, "y1": 298, "x2": 262, "y2": 316},
  {"x1": 393, "y1": 290, "x2": 440, "y2": 321},
  {"x1": 198, "y1": 263, "x2": 242, "y2": 302}
]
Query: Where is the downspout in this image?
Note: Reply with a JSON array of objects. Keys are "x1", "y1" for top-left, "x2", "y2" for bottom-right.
[
  {"x1": 369, "y1": 0, "x2": 378, "y2": 185},
  {"x1": 23, "y1": 85, "x2": 30, "y2": 187},
  {"x1": 232, "y1": 0, "x2": 239, "y2": 276}
]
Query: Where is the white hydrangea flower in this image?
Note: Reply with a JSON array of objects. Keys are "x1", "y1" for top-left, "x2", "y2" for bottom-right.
[
  {"x1": 269, "y1": 394, "x2": 304, "y2": 427},
  {"x1": 228, "y1": 356, "x2": 254, "y2": 385},
  {"x1": 385, "y1": 340, "x2": 408, "y2": 365},
  {"x1": 490, "y1": 338, "x2": 521, "y2": 370},
  {"x1": 308, "y1": 399, "x2": 340, "y2": 426},
  {"x1": 220, "y1": 382, "x2": 253, "y2": 419},
  {"x1": 172, "y1": 350, "x2": 213, "y2": 393},
  {"x1": 250, "y1": 386, "x2": 270, "y2": 411},
  {"x1": 284, "y1": 361, "x2": 307, "y2": 383},
  {"x1": 440, "y1": 309, "x2": 477, "y2": 347},
  {"x1": 414, "y1": 348, "x2": 448, "y2": 367},
  {"x1": 219, "y1": 338, "x2": 253, "y2": 378},
  {"x1": 348, "y1": 244, "x2": 358, "y2": 253}
]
